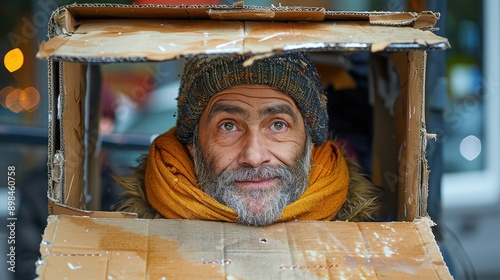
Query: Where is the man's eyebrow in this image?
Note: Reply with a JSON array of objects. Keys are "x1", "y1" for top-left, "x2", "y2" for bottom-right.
[
  {"x1": 260, "y1": 104, "x2": 298, "y2": 123},
  {"x1": 208, "y1": 103, "x2": 249, "y2": 119}
]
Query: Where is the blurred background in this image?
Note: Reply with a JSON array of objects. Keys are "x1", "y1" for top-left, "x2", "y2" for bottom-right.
[{"x1": 0, "y1": 0, "x2": 498, "y2": 279}]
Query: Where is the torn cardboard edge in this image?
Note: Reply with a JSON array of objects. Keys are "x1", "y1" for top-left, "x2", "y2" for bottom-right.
[
  {"x1": 48, "y1": 197, "x2": 138, "y2": 219},
  {"x1": 37, "y1": 215, "x2": 451, "y2": 279}
]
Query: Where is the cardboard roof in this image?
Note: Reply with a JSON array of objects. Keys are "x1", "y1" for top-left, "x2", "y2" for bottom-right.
[
  {"x1": 37, "y1": 216, "x2": 450, "y2": 279},
  {"x1": 37, "y1": 4, "x2": 449, "y2": 62}
]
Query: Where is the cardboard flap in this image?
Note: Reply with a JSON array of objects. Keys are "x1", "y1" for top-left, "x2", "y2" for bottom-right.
[
  {"x1": 369, "y1": 12, "x2": 418, "y2": 26},
  {"x1": 63, "y1": 4, "x2": 224, "y2": 20},
  {"x1": 55, "y1": 8, "x2": 79, "y2": 34},
  {"x1": 48, "y1": 197, "x2": 138, "y2": 219},
  {"x1": 38, "y1": 36, "x2": 68, "y2": 59},
  {"x1": 414, "y1": 11, "x2": 440, "y2": 30},
  {"x1": 37, "y1": 216, "x2": 451, "y2": 279},
  {"x1": 207, "y1": 6, "x2": 326, "y2": 21},
  {"x1": 38, "y1": 5, "x2": 449, "y2": 62}
]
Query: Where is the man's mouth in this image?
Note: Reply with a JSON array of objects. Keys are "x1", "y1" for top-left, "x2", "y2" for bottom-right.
[{"x1": 234, "y1": 178, "x2": 278, "y2": 190}]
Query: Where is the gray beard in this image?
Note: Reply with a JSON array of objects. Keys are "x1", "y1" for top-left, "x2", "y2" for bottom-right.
[{"x1": 191, "y1": 135, "x2": 312, "y2": 226}]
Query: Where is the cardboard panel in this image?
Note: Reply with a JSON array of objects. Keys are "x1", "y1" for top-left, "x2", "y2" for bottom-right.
[
  {"x1": 207, "y1": 6, "x2": 326, "y2": 21},
  {"x1": 58, "y1": 4, "x2": 419, "y2": 23},
  {"x1": 42, "y1": 19, "x2": 245, "y2": 61},
  {"x1": 398, "y1": 51, "x2": 427, "y2": 221},
  {"x1": 61, "y1": 62, "x2": 86, "y2": 208},
  {"x1": 37, "y1": 216, "x2": 451, "y2": 279}
]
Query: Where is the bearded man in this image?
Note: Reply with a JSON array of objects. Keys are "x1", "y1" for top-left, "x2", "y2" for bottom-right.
[{"x1": 115, "y1": 52, "x2": 381, "y2": 226}]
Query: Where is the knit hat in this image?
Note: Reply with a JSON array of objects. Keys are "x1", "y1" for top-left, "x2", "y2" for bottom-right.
[{"x1": 176, "y1": 52, "x2": 328, "y2": 145}]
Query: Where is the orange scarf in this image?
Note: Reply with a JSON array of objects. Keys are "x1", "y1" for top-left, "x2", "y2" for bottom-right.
[{"x1": 145, "y1": 128, "x2": 349, "y2": 222}]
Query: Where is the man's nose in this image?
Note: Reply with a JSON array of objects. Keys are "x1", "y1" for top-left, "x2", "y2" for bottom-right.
[{"x1": 238, "y1": 130, "x2": 272, "y2": 168}]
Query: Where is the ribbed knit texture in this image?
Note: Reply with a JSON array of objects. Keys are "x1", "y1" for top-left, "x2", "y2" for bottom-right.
[{"x1": 176, "y1": 52, "x2": 328, "y2": 145}]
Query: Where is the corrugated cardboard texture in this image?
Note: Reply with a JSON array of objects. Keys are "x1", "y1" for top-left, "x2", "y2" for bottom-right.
[
  {"x1": 37, "y1": 5, "x2": 449, "y2": 62},
  {"x1": 37, "y1": 215, "x2": 451, "y2": 279},
  {"x1": 46, "y1": 4, "x2": 434, "y2": 27}
]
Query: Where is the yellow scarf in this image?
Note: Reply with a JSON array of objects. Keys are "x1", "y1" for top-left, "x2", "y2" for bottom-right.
[{"x1": 145, "y1": 128, "x2": 349, "y2": 222}]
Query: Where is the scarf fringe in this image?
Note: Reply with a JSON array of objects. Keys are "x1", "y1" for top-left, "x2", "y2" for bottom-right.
[{"x1": 114, "y1": 150, "x2": 382, "y2": 222}]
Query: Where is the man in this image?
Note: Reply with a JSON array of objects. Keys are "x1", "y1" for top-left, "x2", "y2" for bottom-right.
[{"x1": 116, "y1": 52, "x2": 381, "y2": 226}]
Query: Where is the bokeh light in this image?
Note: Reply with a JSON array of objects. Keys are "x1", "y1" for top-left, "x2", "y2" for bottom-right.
[
  {"x1": 0, "y1": 86, "x2": 14, "y2": 108},
  {"x1": 5, "y1": 88, "x2": 24, "y2": 113},
  {"x1": 0, "y1": 86, "x2": 41, "y2": 113},
  {"x1": 21, "y1": 87, "x2": 41, "y2": 112},
  {"x1": 459, "y1": 135, "x2": 482, "y2": 161},
  {"x1": 4, "y1": 48, "x2": 24, "y2": 73}
]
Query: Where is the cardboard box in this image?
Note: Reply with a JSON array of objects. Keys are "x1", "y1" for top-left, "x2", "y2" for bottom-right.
[{"x1": 36, "y1": 3, "x2": 452, "y2": 279}]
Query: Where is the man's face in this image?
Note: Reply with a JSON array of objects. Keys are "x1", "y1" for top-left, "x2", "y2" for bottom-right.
[{"x1": 191, "y1": 84, "x2": 313, "y2": 226}]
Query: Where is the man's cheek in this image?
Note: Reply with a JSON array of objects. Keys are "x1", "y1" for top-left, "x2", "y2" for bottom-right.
[{"x1": 206, "y1": 150, "x2": 236, "y2": 174}]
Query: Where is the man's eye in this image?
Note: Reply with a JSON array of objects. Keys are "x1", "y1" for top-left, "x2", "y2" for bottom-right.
[
  {"x1": 220, "y1": 122, "x2": 237, "y2": 132},
  {"x1": 270, "y1": 121, "x2": 287, "y2": 131}
]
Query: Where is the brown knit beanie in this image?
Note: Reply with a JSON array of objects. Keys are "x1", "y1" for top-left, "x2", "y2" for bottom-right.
[{"x1": 176, "y1": 52, "x2": 328, "y2": 145}]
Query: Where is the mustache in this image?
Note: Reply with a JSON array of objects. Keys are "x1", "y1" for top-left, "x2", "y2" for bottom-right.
[{"x1": 218, "y1": 165, "x2": 287, "y2": 183}]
